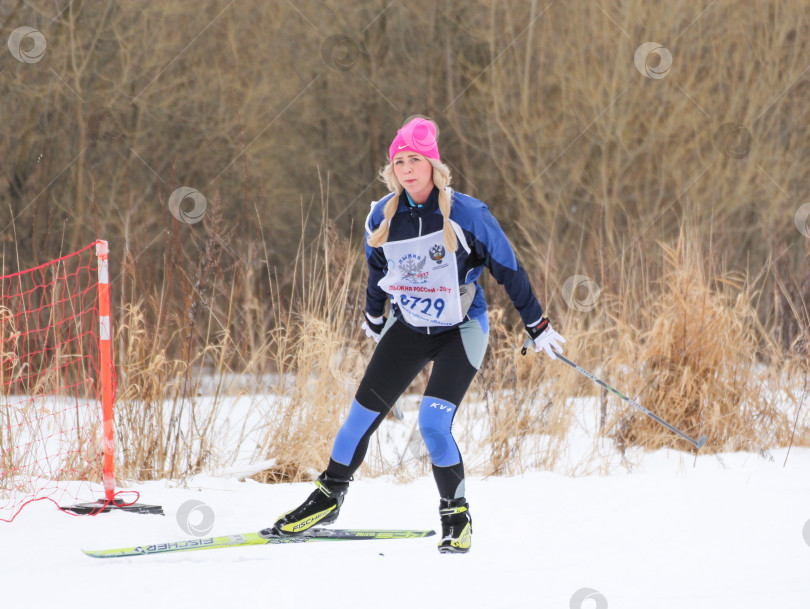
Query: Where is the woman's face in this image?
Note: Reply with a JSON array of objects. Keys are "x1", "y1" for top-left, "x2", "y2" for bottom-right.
[{"x1": 392, "y1": 152, "x2": 434, "y2": 204}]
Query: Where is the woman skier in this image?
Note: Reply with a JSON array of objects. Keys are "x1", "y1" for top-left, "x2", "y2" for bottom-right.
[{"x1": 263, "y1": 116, "x2": 564, "y2": 553}]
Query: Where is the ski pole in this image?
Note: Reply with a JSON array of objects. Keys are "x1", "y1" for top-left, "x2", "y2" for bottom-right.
[{"x1": 522, "y1": 337, "x2": 708, "y2": 450}]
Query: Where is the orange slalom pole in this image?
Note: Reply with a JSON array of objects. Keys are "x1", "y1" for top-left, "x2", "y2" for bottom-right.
[{"x1": 95, "y1": 240, "x2": 116, "y2": 502}]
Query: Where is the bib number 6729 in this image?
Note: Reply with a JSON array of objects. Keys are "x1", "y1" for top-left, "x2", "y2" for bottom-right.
[{"x1": 399, "y1": 294, "x2": 445, "y2": 319}]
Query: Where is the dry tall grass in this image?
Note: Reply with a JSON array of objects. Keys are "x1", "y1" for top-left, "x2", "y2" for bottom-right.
[
  {"x1": 250, "y1": 216, "x2": 368, "y2": 483},
  {"x1": 602, "y1": 229, "x2": 809, "y2": 454}
]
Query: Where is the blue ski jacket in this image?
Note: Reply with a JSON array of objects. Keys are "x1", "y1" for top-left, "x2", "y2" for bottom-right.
[{"x1": 364, "y1": 186, "x2": 544, "y2": 334}]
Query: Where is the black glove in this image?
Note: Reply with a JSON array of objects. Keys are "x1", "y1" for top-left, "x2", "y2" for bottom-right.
[{"x1": 361, "y1": 312, "x2": 386, "y2": 343}]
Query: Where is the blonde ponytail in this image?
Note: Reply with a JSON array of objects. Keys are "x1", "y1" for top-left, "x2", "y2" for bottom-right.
[
  {"x1": 431, "y1": 159, "x2": 458, "y2": 252},
  {"x1": 369, "y1": 156, "x2": 457, "y2": 251},
  {"x1": 366, "y1": 190, "x2": 400, "y2": 248}
]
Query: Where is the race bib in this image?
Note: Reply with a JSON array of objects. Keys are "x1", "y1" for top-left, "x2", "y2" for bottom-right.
[{"x1": 378, "y1": 231, "x2": 462, "y2": 327}]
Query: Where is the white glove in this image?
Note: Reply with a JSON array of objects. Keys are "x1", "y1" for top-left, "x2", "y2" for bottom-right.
[
  {"x1": 526, "y1": 318, "x2": 565, "y2": 359},
  {"x1": 361, "y1": 313, "x2": 385, "y2": 343}
]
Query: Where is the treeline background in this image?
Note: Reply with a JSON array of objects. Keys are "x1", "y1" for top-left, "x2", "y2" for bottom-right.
[{"x1": 2, "y1": 0, "x2": 810, "y2": 479}]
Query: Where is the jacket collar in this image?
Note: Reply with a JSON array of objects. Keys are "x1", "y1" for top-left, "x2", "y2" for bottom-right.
[{"x1": 396, "y1": 186, "x2": 440, "y2": 214}]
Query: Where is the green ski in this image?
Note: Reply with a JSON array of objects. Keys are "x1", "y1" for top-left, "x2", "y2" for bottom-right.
[{"x1": 83, "y1": 528, "x2": 436, "y2": 559}]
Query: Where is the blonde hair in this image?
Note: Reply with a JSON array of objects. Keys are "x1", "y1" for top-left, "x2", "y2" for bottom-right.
[{"x1": 367, "y1": 157, "x2": 458, "y2": 251}]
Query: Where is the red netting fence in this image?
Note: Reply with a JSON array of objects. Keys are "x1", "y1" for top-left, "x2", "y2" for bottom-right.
[{"x1": 0, "y1": 240, "x2": 116, "y2": 522}]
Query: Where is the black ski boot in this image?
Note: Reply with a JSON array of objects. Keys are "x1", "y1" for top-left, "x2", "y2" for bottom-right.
[
  {"x1": 261, "y1": 473, "x2": 350, "y2": 537},
  {"x1": 437, "y1": 497, "x2": 472, "y2": 554}
]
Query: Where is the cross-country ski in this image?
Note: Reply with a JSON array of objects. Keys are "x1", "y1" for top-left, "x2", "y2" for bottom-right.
[{"x1": 83, "y1": 528, "x2": 436, "y2": 559}]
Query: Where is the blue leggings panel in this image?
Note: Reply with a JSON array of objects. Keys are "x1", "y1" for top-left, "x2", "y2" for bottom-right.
[
  {"x1": 331, "y1": 399, "x2": 380, "y2": 466},
  {"x1": 418, "y1": 396, "x2": 461, "y2": 467}
]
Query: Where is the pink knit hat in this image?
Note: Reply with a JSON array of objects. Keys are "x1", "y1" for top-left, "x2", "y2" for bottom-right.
[{"x1": 389, "y1": 117, "x2": 440, "y2": 162}]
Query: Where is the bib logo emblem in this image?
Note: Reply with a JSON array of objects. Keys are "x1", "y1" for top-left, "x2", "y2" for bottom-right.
[
  {"x1": 429, "y1": 244, "x2": 445, "y2": 262},
  {"x1": 398, "y1": 254, "x2": 429, "y2": 284}
]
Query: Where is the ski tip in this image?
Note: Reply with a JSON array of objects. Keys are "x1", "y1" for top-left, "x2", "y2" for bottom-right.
[
  {"x1": 82, "y1": 549, "x2": 105, "y2": 559},
  {"x1": 695, "y1": 434, "x2": 708, "y2": 450}
]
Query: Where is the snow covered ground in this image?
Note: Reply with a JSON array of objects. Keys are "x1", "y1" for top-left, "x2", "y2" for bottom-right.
[{"x1": 4, "y1": 445, "x2": 810, "y2": 609}]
